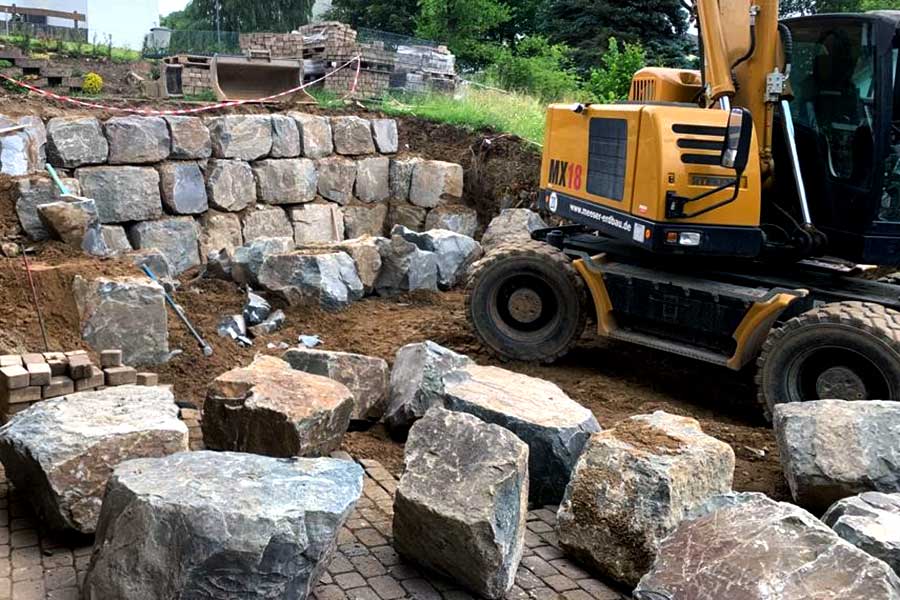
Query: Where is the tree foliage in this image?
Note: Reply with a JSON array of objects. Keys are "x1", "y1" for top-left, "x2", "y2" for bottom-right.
[
  {"x1": 780, "y1": 0, "x2": 900, "y2": 15},
  {"x1": 163, "y1": 0, "x2": 314, "y2": 33},
  {"x1": 585, "y1": 38, "x2": 646, "y2": 103},
  {"x1": 323, "y1": 0, "x2": 419, "y2": 34},
  {"x1": 415, "y1": 0, "x2": 512, "y2": 68},
  {"x1": 488, "y1": 35, "x2": 581, "y2": 100}
]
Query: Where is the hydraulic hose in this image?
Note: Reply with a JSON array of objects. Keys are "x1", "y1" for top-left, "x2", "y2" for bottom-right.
[{"x1": 778, "y1": 22, "x2": 794, "y2": 79}]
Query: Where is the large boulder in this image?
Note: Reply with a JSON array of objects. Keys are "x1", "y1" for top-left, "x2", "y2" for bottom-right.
[
  {"x1": 394, "y1": 226, "x2": 483, "y2": 289},
  {"x1": 72, "y1": 276, "x2": 170, "y2": 366},
  {"x1": 390, "y1": 158, "x2": 420, "y2": 202},
  {"x1": 37, "y1": 198, "x2": 109, "y2": 257},
  {"x1": 158, "y1": 162, "x2": 208, "y2": 215},
  {"x1": 371, "y1": 119, "x2": 398, "y2": 154},
  {"x1": 823, "y1": 492, "x2": 900, "y2": 575},
  {"x1": 101, "y1": 225, "x2": 133, "y2": 254},
  {"x1": 409, "y1": 160, "x2": 464, "y2": 208},
  {"x1": 258, "y1": 252, "x2": 364, "y2": 310},
  {"x1": 394, "y1": 408, "x2": 528, "y2": 599},
  {"x1": 290, "y1": 112, "x2": 333, "y2": 159},
  {"x1": 343, "y1": 204, "x2": 387, "y2": 239},
  {"x1": 289, "y1": 203, "x2": 345, "y2": 245},
  {"x1": 242, "y1": 205, "x2": 293, "y2": 242},
  {"x1": 355, "y1": 156, "x2": 390, "y2": 203},
  {"x1": 635, "y1": 492, "x2": 900, "y2": 599},
  {"x1": 128, "y1": 217, "x2": 201, "y2": 276},
  {"x1": 0, "y1": 385, "x2": 188, "y2": 534},
  {"x1": 481, "y1": 209, "x2": 548, "y2": 250},
  {"x1": 75, "y1": 166, "x2": 163, "y2": 224},
  {"x1": 85, "y1": 452, "x2": 363, "y2": 600},
  {"x1": 774, "y1": 400, "x2": 900, "y2": 513},
  {"x1": 389, "y1": 202, "x2": 428, "y2": 232},
  {"x1": 283, "y1": 348, "x2": 389, "y2": 420},
  {"x1": 270, "y1": 114, "x2": 302, "y2": 158},
  {"x1": 203, "y1": 355, "x2": 354, "y2": 457},
  {"x1": 47, "y1": 117, "x2": 108, "y2": 168},
  {"x1": 331, "y1": 116, "x2": 376, "y2": 155},
  {"x1": 163, "y1": 115, "x2": 212, "y2": 159},
  {"x1": 426, "y1": 205, "x2": 479, "y2": 238},
  {"x1": 316, "y1": 156, "x2": 357, "y2": 205},
  {"x1": 232, "y1": 237, "x2": 295, "y2": 287},
  {"x1": 0, "y1": 115, "x2": 45, "y2": 175},
  {"x1": 442, "y1": 364, "x2": 601, "y2": 505},
  {"x1": 297, "y1": 237, "x2": 384, "y2": 294},
  {"x1": 207, "y1": 115, "x2": 273, "y2": 161},
  {"x1": 206, "y1": 159, "x2": 257, "y2": 212},
  {"x1": 199, "y1": 211, "x2": 243, "y2": 260},
  {"x1": 557, "y1": 412, "x2": 735, "y2": 587},
  {"x1": 105, "y1": 116, "x2": 171, "y2": 164},
  {"x1": 15, "y1": 176, "x2": 82, "y2": 240},
  {"x1": 253, "y1": 158, "x2": 317, "y2": 205},
  {"x1": 374, "y1": 235, "x2": 439, "y2": 295},
  {"x1": 382, "y1": 341, "x2": 473, "y2": 434}
]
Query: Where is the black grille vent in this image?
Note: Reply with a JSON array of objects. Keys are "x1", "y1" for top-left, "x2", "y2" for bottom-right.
[{"x1": 587, "y1": 118, "x2": 628, "y2": 201}]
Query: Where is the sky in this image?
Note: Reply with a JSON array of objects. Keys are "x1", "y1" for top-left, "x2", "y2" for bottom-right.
[{"x1": 159, "y1": 0, "x2": 190, "y2": 17}]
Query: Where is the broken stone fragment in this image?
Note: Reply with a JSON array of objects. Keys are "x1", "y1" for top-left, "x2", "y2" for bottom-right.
[
  {"x1": 104, "y1": 116, "x2": 171, "y2": 164},
  {"x1": 37, "y1": 197, "x2": 109, "y2": 257},
  {"x1": 557, "y1": 412, "x2": 736, "y2": 587},
  {"x1": 393, "y1": 226, "x2": 483, "y2": 289},
  {"x1": 248, "y1": 309, "x2": 286, "y2": 337},
  {"x1": 635, "y1": 492, "x2": 900, "y2": 599},
  {"x1": 374, "y1": 235, "x2": 439, "y2": 295},
  {"x1": 199, "y1": 210, "x2": 243, "y2": 260},
  {"x1": 481, "y1": 209, "x2": 548, "y2": 250},
  {"x1": 231, "y1": 237, "x2": 295, "y2": 287},
  {"x1": 202, "y1": 355, "x2": 354, "y2": 458},
  {"x1": 0, "y1": 115, "x2": 45, "y2": 176},
  {"x1": 394, "y1": 408, "x2": 528, "y2": 599},
  {"x1": 100, "y1": 225, "x2": 132, "y2": 254},
  {"x1": 442, "y1": 364, "x2": 601, "y2": 505},
  {"x1": 84, "y1": 452, "x2": 363, "y2": 599},
  {"x1": 297, "y1": 237, "x2": 384, "y2": 295},
  {"x1": 823, "y1": 492, "x2": 900, "y2": 575},
  {"x1": 15, "y1": 176, "x2": 82, "y2": 241},
  {"x1": 243, "y1": 292, "x2": 271, "y2": 326},
  {"x1": 258, "y1": 251, "x2": 364, "y2": 310},
  {"x1": 0, "y1": 385, "x2": 188, "y2": 533},
  {"x1": 217, "y1": 314, "x2": 247, "y2": 339},
  {"x1": 207, "y1": 114, "x2": 273, "y2": 161},
  {"x1": 46, "y1": 117, "x2": 108, "y2": 168},
  {"x1": 283, "y1": 348, "x2": 390, "y2": 420}
]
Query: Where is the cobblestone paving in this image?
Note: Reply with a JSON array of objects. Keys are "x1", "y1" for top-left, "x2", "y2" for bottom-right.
[{"x1": 0, "y1": 458, "x2": 627, "y2": 600}]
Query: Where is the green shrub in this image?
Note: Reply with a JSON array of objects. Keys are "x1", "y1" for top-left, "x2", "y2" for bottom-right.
[
  {"x1": 584, "y1": 38, "x2": 646, "y2": 104},
  {"x1": 82, "y1": 72, "x2": 104, "y2": 95},
  {"x1": 488, "y1": 35, "x2": 581, "y2": 101}
]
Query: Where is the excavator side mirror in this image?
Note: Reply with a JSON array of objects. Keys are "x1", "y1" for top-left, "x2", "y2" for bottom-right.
[{"x1": 721, "y1": 107, "x2": 753, "y2": 175}]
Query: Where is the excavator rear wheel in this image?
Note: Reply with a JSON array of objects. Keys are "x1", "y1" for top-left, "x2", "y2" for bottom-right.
[
  {"x1": 466, "y1": 240, "x2": 587, "y2": 363},
  {"x1": 755, "y1": 301, "x2": 900, "y2": 422}
]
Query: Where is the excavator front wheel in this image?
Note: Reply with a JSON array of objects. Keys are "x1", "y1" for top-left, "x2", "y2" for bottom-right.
[
  {"x1": 466, "y1": 240, "x2": 587, "y2": 363},
  {"x1": 756, "y1": 301, "x2": 900, "y2": 422}
]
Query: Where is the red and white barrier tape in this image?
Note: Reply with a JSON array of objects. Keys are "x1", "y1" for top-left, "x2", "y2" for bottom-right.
[{"x1": 0, "y1": 55, "x2": 361, "y2": 116}]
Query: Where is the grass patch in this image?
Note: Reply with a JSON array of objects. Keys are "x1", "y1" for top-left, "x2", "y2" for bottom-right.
[{"x1": 0, "y1": 35, "x2": 142, "y2": 63}]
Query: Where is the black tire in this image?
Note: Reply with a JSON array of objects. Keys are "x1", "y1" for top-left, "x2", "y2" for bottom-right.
[
  {"x1": 755, "y1": 301, "x2": 900, "y2": 422},
  {"x1": 466, "y1": 240, "x2": 587, "y2": 363}
]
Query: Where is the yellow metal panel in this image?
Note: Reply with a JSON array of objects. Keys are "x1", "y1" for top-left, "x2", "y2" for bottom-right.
[
  {"x1": 727, "y1": 292, "x2": 803, "y2": 370},
  {"x1": 572, "y1": 257, "x2": 617, "y2": 336}
]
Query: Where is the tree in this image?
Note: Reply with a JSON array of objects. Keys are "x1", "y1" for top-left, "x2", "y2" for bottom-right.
[
  {"x1": 584, "y1": 37, "x2": 646, "y2": 103},
  {"x1": 540, "y1": 0, "x2": 693, "y2": 74},
  {"x1": 415, "y1": 0, "x2": 513, "y2": 69},
  {"x1": 169, "y1": 0, "x2": 314, "y2": 32},
  {"x1": 781, "y1": 0, "x2": 900, "y2": 15},
  {"x1": 323, "y1": 0, "x2": 419, "y2": 34},
  {"x1": 488, "y1": 35, "x2": 581, "y2": 100}
]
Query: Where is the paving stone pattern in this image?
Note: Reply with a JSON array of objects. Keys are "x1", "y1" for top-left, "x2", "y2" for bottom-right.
[{"x1": 0, "y1": 453, "x2": 625, "y2": 600}]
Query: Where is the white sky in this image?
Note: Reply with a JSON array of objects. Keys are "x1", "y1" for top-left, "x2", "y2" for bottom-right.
[{"x1": 159, "y1": 0, "x2": 190, "y2": 17}]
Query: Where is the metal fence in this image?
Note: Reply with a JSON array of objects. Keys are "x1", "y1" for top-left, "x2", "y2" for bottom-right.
[
  {"x1": 0, "y1": 20, "x2": 87, "y2": 43},
  {"x1": 142, "y1": 29, "x2": 241, "y2": 59}
]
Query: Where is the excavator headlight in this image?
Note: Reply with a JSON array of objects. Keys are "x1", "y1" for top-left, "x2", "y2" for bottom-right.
[{"x1": 679, "y1": 232, "x2": 703, "y2": 247}]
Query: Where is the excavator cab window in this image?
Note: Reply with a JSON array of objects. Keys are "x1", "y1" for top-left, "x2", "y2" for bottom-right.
[{"x1": 882, "y1": 33, "x2": 900, "y2": 222}]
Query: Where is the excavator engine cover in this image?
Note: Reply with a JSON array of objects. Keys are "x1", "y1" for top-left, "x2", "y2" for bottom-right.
[{"x1": 210, "y1": 54, "x2": 303, "y2": 101}]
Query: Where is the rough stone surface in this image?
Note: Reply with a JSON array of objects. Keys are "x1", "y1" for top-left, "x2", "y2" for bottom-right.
[
  {"x1": 75, "y1": 166, "x2": 163, "y2": 224},
  {"x1": 199, "y1": 211, "x2": 243, "y2": 260},
  {"x1": 37, "y1": 198, "x2": 108, "y2": 257},
  {"x1": 283, "y1": 348, "x2": 390, "y2": 420},
  {"x1": 270, "y1": 114, "x2": 302, "y2": 158},
  {"x1": 557, "y1": 412, "x2": 735, "y2": 587},
  {"x1": 253, "y1": 158, "x2": 318, "y2": 205},
  {"x1": 371, "y1": 119, "x2": 399, "y2": 154},
  {"x1": 208, "y1": 115, "x2": 273, "y2": 161},
  {"x1": 395, "y1": 408, "x2": 528, "y2": 599},
  {"x1": 356, "y1": 157, "x2": 390, "y2": 203},
  {"x1": 158, "y1": 162, "x2": 208, "y2": 215},
  {"x1": 131, "y1": 249, "x2": 174, "y2": 282},
  {"x1": 232, "y1": 237, "x2": 295, "y2": 287},
  {"x1": 0, "y1": 385, "x2": 187, "y2": 533},
  {"x1": 104, "y1": 116, "x2": 171, "y2": 164},
  {"x1": 128, "y1": 217, "x2": 201, "y2": 276},
  {"x1": 409, "y1": 161, "x2": 464, "y2": 208},
  {"x1": 482, "y1": 209, "x2": 548, "y2": 250},
  {"x1": 394, "y1": 226, "x2": 483, "y2": 289},
  {"x1": 374, "y1": 236, "x2": 439, "y2": 295},
  {"x1": 72, "y1": 276, "x2": 170, "y2": 366},
  {"x1": 383, "y1": 341, "x2": 473, "y2": 434},
  {"x1": 15, "y1": 176, "x2": 82, "y2": 240},
  {"x1": 823, "y1": 492, "x2": 900, "y2": 575},
  {"x1": 203, "y1": 355, "x2": 354, "y2": 457},
  {"x1": 258, "y1": 251, "x2": 364, "y2": 310},
  {"x1": 101, "y1": 225, "x2": 132, "y2": 254},
  {"x1": 316, "y1": 156, "x2": 357, "y2": 205},
  {"x1": 774, "y1": 400, "x2": 900, "y2": 513},
  {"x1": 636, "y1": 492, "x2": 900, "y2": 599},
  {"x1": 242, "y1": 205, "x2": 293, "y2": 242},
  {"x1": 85, "y1": 452, "x2": 363, "y2": 600},
  {"x1": 442, "y1": 364, "x2": 601, "y2": 505},
  {"x1": 289, "y1": 203, "x2": 345, "y2": 245},
  {"x1": 332, "y1": 116, "x2": 376, "y2": 155},
  {"x1": 425, "y1": 205, "x2": 479, "y2": 238},
  {"x1": 46, "y1": 117, "x2": 108, "y2": 168},
  {"x1": 163, "y1": 115, "x2": 212, "y2": 159},
  {"x1": 290, "y1": 112, "x2": 333, "y2": 159},
  {"x1": 343, "y1": 204, "x2": 387, "y2": 239},
  {"x1": 298, "y1": 237, "x2": 384, "y2": 294},
  {"x1": 206, "y1": 159, "x2": 257, "y2": 212},
  {"x1": 390, "y1": 158, "x2": 420, "y2": 202},
  {"x1": 389, "y1": 202, "x2": 428, "y2": 232},
  {"x1": 0, "y1": 115, "x2": 45, "y2": 176}
]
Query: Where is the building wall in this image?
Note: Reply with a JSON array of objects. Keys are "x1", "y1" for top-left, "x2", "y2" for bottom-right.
[{"x1": 0, "y1": 0, "x2": 87, "y2": 28}]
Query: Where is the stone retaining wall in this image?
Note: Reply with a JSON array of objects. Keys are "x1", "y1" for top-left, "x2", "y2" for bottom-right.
[{"x1": 4, "y1": 112, "x2": 476, "y2": 275}]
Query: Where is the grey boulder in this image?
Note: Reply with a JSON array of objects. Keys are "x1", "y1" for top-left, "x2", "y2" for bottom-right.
[
  {"x1": 105, "y1": 116, "x2": 171, "y2": 164},
  {"x1": 253, "y1": 158, "x2": 317, "y2": 205},
  {"x1": 199, "y1": 211, "x2": 243, "y2": 260},
  {"x1": 425, "y1": 205, "x2": 479, "y2": 238},
  {"x1": 297, "y1": 237, "x2": 384, "y2": 294},
  {"x1": 232, "y1": 237, "x2": 295, "y2": 287},
  {"x1": 75, "y1": 166, "x2": 163, "y2": 224},
  {"x1": 47, "y1": 117, "x2": 108, "y2": 168},
  {"x1": 101, "y1": 225, "x2": 132, "y2": 254},
  {"x1": 393, "y1": 226, "x2": 483, "y2": 289},
  {"x1": 409, "y1": 160, "x2": 464, "y2": 208},
  {"x1": 289, "y1": 203, "x2": 345, "y2": 245},
  {"x1": 355, "y1": 156, "x2": 390, "y2": 203},
  {"x1": 481, "y1": 209, "x2": 547, "y2": 250},
  {"x1": 164, "y1": 115, "x2": 212, "y2": 159},
  {"x1": 343, "y1": 204, "x2": 387, "y2": 239},
  {"x1": 128, "y1": 217, "x2": 201, "y2": 276},
  {"x1": 270, "y1": 114, "x2": 302, "y2": 158},
  {"x1": 84, "y1": 452, "x2": 363, "y2": 600},
  {"x1": 258, "y1": 251, "x2": 364, "y2": 310},
  {"x1": 371, "y1": 119, "x2": 399, "y2": 154},
  {"x1": 316, "y1": 156, "x2": 357, "y2": 205},
  {"x1": 823, "y1": 492, "x2": 900, "y2": 575},
  {"x1": 158, "y1": 162, "x2": 208, "y2": 215},
  {"x1": 0, "y1": 115, "x2": 45, "y2": 176},
  {"x1": 557, "y1": 412, "x2": 735, "y2": 586},
  {"x1": 388, "y1": 202, "x2": 428, "y2": 232},
  {"x1": 442, "y1": 364, "x2": 601, "y2": 505},
  {"x1": 242, "y1": 205, "x2": 294, "y2": 243},
  {"x1": 37, "y1": 197, "x2": 109, "y2": 257},
  {"x1": 290, "y1": 112, "x2": 333, "y2": 159},
  {"x1": 331, "y1": 116, "x2": 376, "y2": 155},
  {"x1": 374, "y1": 235, "x2": 439, "y2": 295},
  {"x1": 15, "y1": 176, "x2": 82, "y2": 240},
  {"x1": 208, "y1": 115, "x2": 273, "y2": 161},
  {"x1": 0, "y1": 385, "x2": 187, "y2": 533},
  {"x1": 394, "y1": 407, "x2": 528, "y2": 599},
  {"x1": 206, "y1": 159, "x2": 257, "y2": 212},
  {"x1": 389, "y1": 158, "x2": 420, "y2": 202}
]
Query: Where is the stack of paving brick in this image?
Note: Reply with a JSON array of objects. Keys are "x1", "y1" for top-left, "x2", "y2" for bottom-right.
[
  {"x1": 239, "y1": 33, "x2": 305, "y2": 59},
  {"x1": 0, "y1": 350, "x2": 159, "y2": 423},
  {"x1": 323, "y1": 42, "x2": 395, "y2": 98},
  {"x1": 179, "y1": 405, "x2": 203, "y2": 451}
]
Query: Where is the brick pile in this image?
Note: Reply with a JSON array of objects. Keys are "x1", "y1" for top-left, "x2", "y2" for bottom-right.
[
  {"x1": 323, "y1": 43, "x2": 396, "y2": 98},
  {"x1": 159, "y1": 55, "x2": 213, "y2": 97},
  {"x1": 240, "y1": 33, "x2": 305, "y2": 59},
  {"x1": 0, "y1": 350, "x2": 158, "y2": 423}
]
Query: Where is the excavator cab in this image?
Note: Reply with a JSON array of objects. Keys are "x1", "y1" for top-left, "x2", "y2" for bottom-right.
[{"x1": 779, "y1": 12, "x2": 900, "y2": 265}]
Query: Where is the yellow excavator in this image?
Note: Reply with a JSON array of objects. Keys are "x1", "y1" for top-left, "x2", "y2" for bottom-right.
[{"x1": 467, "y1": 2, "x2": 900, "y2": 419}]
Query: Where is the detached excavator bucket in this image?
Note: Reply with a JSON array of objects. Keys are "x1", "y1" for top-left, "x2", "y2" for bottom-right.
[{"x1": 210, "y1": 53, "x2": 304, "y2": 101}]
